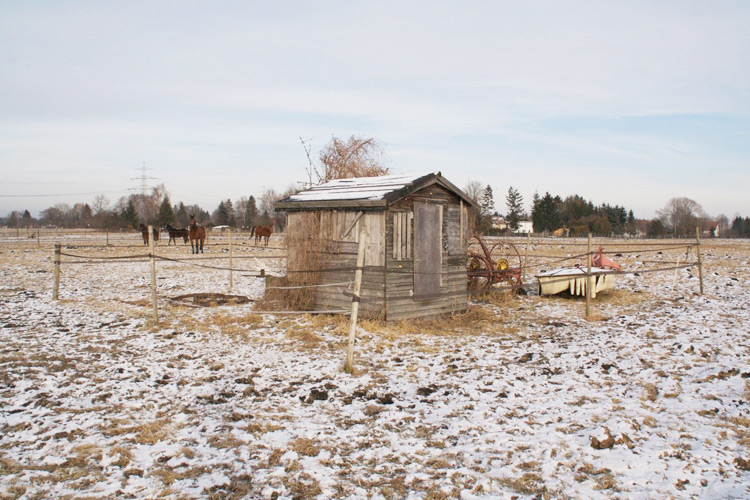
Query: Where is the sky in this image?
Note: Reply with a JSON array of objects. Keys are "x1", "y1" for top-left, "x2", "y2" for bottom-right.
[{"x1": 1, "y1": 1, "x2": 749, "y2": 220}]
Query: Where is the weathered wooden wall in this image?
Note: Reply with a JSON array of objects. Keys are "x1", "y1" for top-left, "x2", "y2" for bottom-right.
[
  {"x1": 284, "y1": 184, "x2": 470, "y2": 320},
  {"x1": 385, "y1": 185, "x2": 469, "y2": 321}
]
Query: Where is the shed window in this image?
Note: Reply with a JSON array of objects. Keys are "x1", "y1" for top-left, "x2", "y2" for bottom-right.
[{"x1": 392, "y1": 212, "x2": 412, "y2": 260}]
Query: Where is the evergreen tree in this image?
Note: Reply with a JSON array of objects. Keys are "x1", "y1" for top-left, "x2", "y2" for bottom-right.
[
  {"x1": 121, "y1": 199, "x2": 138, "y2": 229},
  {"x1": 479, "y1": 185, "x2": 494, "y2": 216},
  {"x1": 625, "y1": 210, "x2": 637, "y2": 236},
  {"x1": 225, "y1": 199, "x2": 236, "y2": 227},
  {"x1": 6, "y1": 211, "x2": 19, "y2": 228},
  {"x1": 174, "y1": 202, "x2": 189, "y2": 228},
  {"x1": 647, "y1": 219, "x2": 666, "y2": 238},
  {"x1": 22, "y1": 210, "x2": 33, "y2": 228},
  {"x1": 531, "y1": 192, "x2": 541, "y2": 232},
  {"x1": 157, "y1": 196, "x2": 175, "y2": 226},
  {"x1": 532, "y1": 192, "x2": 561, "y2": 233},
  {"x1": 505, "y1": 186, "x2": 524, "y2": 233},
  {"x1": 247, "y1": 196, "x2": 258, "y2": 228},
  {"x1": 215, "y1": 201, "x2": 229, "y2": 226},
  {"x1": 479, "y1": 185, "x2": 495, "y2": 231}
]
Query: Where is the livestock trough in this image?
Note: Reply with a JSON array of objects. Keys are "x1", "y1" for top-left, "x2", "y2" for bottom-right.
[{"x1": 536, "y1": 267, "x2": 617, "y2": 298}]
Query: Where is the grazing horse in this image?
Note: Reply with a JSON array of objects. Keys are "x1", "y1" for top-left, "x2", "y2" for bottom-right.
[
  {"x1": 164, "y1": 224, "x2": 189, "y2": 245},
  {"x1": 139, "y1": 224, "x2": 159, "y2": 245},
  {"x1": 251, "y1": 225, "x2": 273, "y2": 246},
  {"x1": 188, "y1": 215, "x2": 206, "y2": 254}
]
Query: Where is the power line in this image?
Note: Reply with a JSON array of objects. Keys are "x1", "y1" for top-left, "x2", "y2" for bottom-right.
[{"x1": 0, "y1": 189, "x2": 127, "y2": 198}]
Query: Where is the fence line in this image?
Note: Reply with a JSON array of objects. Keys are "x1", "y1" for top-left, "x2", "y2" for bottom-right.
[{"x1": 50, "y1": 236, "x2": 703, "y2": 319}]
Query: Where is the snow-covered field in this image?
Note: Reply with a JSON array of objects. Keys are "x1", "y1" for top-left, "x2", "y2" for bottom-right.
[{"x1": 1, "y1": 232, "x2": 749, "y2": 499}]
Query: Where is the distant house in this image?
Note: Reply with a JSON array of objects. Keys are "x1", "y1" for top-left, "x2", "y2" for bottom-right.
[
  {"x1": 491, "y1": 215, "x2": 507, "y2": 231},
  {"x1": 517, "y1": 221, "x2": 533, "y2": 234},
  {"x1": 275, "y1": 172, "x2": 478, "y2": 321}
]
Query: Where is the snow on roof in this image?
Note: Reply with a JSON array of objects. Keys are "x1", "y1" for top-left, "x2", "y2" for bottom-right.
[{"x1": 284, "y1": 173, "x2": 435, "y2": 203}]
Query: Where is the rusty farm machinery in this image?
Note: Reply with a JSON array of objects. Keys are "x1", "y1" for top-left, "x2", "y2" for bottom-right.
[{"x1": 467, "y1": 235, "x2": 525, "y2": 293}]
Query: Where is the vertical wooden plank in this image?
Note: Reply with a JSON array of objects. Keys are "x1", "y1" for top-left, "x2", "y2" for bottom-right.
[
  {"x1": 391, "y1": 212, "x2": 398, "y2": 259},
  {"x1": 406, "y1": 212, "x2": 412, "y2": 258},
  {"x1": 396, "y1": 213, "x2": 402, "y2": 260},
  {"x1": 363, "y1": 213, "x2": 384, "y2": 266},
  {"x1": 345, "y1": 225, "x2": 367, "y2": 374},
  {"x1": 399, "y1": 213, "x2": 405, "y2": 259},
  {"x1": 459, "y1": 199, "x2": 464, "y2": 246}
]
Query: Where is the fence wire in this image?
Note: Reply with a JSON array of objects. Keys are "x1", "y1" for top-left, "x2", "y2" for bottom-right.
[{"x1": 51, "y1": 238, "x2": 702, "y2": 316}]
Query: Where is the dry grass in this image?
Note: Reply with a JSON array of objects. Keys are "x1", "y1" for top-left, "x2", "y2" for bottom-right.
[
  {"x1": 498, "y1": 472, "x2": 547, "y2": 495},
  {"x1": 291, "y1": 437, "x2": 321, "y2": 457},
  {"x1": 642, "y1": 383, "x2": 660, "y2": 402}
]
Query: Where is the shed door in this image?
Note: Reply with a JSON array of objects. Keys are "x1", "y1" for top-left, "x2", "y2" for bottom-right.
[{"x1": 414, "y1": 202, "x2": 442, "y2": 299}]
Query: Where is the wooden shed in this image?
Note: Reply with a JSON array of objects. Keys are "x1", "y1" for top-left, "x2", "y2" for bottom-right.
[{"x1": 275, "y1": 172, "x2": 477, "y2": 321}]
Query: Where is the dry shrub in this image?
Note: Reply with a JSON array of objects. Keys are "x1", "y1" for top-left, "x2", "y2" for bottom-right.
[{"x1": 258, "y1": 212, "x2": 331, "y2": 312}]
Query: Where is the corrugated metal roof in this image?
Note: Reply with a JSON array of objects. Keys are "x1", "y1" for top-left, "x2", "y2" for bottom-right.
[
  {"x1": 284, "y1": 173, "x2": 434, "y2": 202},
  {"x1": 276, "y1": 172, "x2": 478, "y2": 211}
]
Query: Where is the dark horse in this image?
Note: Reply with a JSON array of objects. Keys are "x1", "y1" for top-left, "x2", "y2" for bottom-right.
[
  {"x1": 188, "y1": 215, "x2": 206, "y2": 254},
  {"x1": 251, "y1": 225, "x2": 273, "y2": 246},
  {"x1": 139, "y1": 224, "x2": 159, "y2": 245},
  {"x1": 164, "y1": 224, "x2": 189, "y2": 245}
]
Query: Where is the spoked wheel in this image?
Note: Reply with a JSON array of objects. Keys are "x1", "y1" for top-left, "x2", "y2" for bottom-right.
[
  {"x1": 468, "y1": 256, "x2": 494, "y2": 290},
  {"x1": 488, "y1": 241, "x2": 524, "y2": 290}
]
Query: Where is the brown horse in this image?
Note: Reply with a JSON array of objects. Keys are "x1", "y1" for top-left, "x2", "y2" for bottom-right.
[
  {"x1": 164, "y1": 224, "x2": 189, "y2": 245},
  {"x1": 251, "y1": 225, "x2": 272, "y2": 246},
  {"x1": 188, "y1": 215, "x2": 206, "y2": 254},
  {"x1": 139, "y1": 224, "x2": 159, "y2": 245}
]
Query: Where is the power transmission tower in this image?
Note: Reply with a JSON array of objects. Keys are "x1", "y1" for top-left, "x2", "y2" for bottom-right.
[{"x1": 130, "y1": 163, "x2": 159, "y2": 222}]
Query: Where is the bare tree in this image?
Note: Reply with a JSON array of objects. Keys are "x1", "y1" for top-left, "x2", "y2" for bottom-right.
[
  {"x1": 92, "y1": 195, "x2": 110, "y2": 216},
  {"x1": 463, "y1": 180, "x2": 484, "y2": 203},
  {"x1": 303, "y1": 135, "x2": 388, "y2": 185},
  {"x1": 715, "y1": 214, "x2": 729, "y2": 237},
  {"x1": 657, "y1": 197, "x2": 705, "y2": 238}
]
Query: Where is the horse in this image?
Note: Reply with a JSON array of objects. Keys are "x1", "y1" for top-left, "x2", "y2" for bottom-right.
[
  {"x1": 164, "y1": 224, "x2": 189, "y2": 245},
  {"x1": 188, "y1": 215, "x2": 206, "y2": 254},
  {"x1": 139, "y1": 224, "x2": 159, "y2": 245},
  {"x1": 251, "y1": 225, "x2": 273, "y2": 246}
]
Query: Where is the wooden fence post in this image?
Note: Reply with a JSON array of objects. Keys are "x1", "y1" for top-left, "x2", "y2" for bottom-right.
[
  {"x1": 522, "y1": 233, "x2": 530, "y2": 284},
  {"x1": 149, "y1": 225, "x2": 159, "y2": 325},
  {"x1": 695, "y1": 227, "x2": 704, "y2": 295},
  {"x1": 53, "y1": 244, "x2": 61, "y2": 300},
  {"x1": 345, "y1": 224, "x2": 368, "y2": 374},
  {"x1": 228, "y1": 228, "x2": 234, "y2": 292},
  {"x1": 585, "y1": 233, "x2": 592, "y2": 319}
]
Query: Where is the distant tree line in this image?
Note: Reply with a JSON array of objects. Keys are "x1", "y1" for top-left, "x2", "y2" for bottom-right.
[
  {"x1": 531, "y1": 192, "x2": 637, "y2": 237},
  {"x1": 731, "y1": 216, "x2": 750, "y2": 238},
  {"x1": 1, "y1": 184, "x2": 287, "y2": 231}
]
